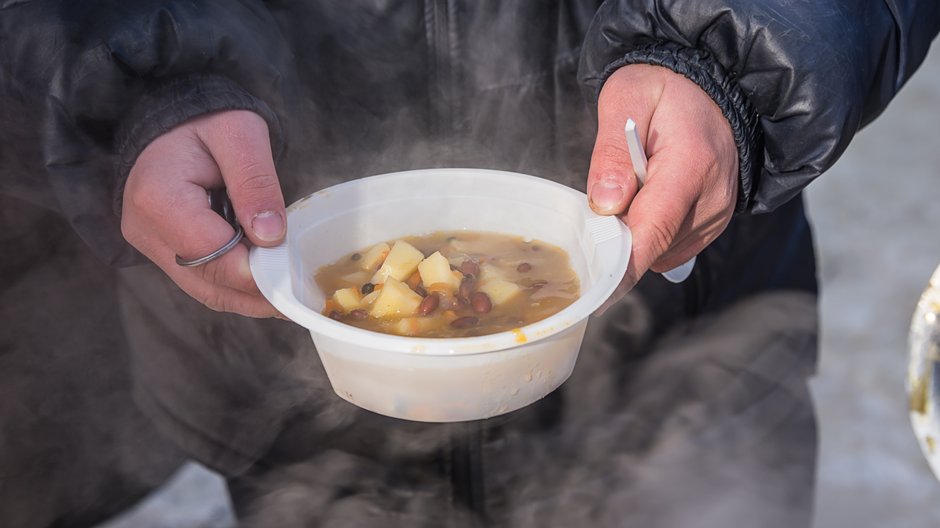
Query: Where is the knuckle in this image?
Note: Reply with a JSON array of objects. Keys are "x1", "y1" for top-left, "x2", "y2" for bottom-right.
[
  {"x1": 120, "y1": 214, "x2": 149, "y2": 250},
  {"x1": 220, "y1": 109, "x2": 267, "y2": 131},
  {"x1": 701, "y1": 159, "x2": 738, "y2": 207},
  {"x1": 119, "y1": 215, "x2": 134, "y2": 242},
  {"x1": 199, "y1": 289, "x2": 228, "y2": 313},
  {"x1": 719, "y1": 178, "x2": 737, "y2": 207},
  {"x1": 645, "y1": 220, "x2": 677, "y2": 255},
  {"x1": 124, "y1": 186, "x2": 149, "y2": 212},
  {"x1": 198, "y1": 260, "x2": 225, "y2": 286},
  {"x1": 235, "y1": 170, "x2": 280, "y2": 194},
  {"x1": 127, "y1": 185, "x2": 173, "y2": 218},
  {"x1": 592, "y1": 141, "x2": 631, "y2": 167}
]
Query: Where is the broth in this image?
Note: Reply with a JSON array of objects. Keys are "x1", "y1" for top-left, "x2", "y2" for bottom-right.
[{"x1": 315, "y1": 231, "x2": 580, "y2": 338}]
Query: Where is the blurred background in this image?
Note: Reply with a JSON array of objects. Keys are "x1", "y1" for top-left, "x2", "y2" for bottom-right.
[
  {"x1": 806, "y1": 44, "x2": 940, "y2": 527},
  {"x1": 98, "y1": 46, "x2": 940, "y2": 528}
]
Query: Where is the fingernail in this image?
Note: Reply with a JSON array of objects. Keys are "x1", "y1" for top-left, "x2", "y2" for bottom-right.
[
  {"x1": 590, "y1": 181, "x2": 625, "y2": 214},
  {"x1": 251, "y1": 210, "x2": 285, "y2": 242}
]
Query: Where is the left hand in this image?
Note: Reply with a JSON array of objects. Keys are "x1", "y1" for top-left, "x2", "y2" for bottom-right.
[
  {"x1": 121, "y1": 110, "x2": 286, "y2": 318},
  {"x1": 587, "y1": 64, "x2": 739, "y2": 300}
]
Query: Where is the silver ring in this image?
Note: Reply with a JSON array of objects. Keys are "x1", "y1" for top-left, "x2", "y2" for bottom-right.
[{"x1": 175, "y1": 225, "x2": 244, "y2": 267}]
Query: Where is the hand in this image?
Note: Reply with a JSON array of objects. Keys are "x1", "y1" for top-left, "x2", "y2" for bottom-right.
[
  {"x1": 587, "y1": 64, "x2": 738, "y2": 300},
  {"x1": 121, "y1": 110, "x2": 286, "y2": 317}
]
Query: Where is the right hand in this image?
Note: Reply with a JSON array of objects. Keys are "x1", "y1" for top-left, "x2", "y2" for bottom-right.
[
  {"x1": 121, "y1": 110, "x2": 286, "y2": 318},
  {"x1": 586, "y1": 65, "x2": 738, "y2": 305}
]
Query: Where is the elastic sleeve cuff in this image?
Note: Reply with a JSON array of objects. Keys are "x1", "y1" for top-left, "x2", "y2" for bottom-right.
[
  {"x1": 601, "y1": 43, "x2": 762, "y2": 213},
  {"x1": 112, "y1": 73, "x2": 285, "y2": 215}
]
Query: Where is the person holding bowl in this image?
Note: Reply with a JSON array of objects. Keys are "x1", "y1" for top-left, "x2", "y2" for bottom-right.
[{"x1": 0, "y1": 1, "x2": 937, "y2": 526}]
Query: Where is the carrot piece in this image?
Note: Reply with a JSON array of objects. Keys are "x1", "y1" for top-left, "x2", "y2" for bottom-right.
[
  {"x1": 427, "y1": 282, "x2": 451, "y2": 294},
  {"x1": 406, "y1": 271, "x2": 422, "y2": 290}
]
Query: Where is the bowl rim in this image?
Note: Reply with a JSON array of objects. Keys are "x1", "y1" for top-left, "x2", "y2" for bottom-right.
[{"x1": 249, "y1": 168, "x2": 631, "y2": 356}]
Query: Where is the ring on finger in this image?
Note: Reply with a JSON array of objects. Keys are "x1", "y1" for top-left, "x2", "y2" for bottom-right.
[{"x1": 175, "y1": 225, "x2": 244, "y2": 267}]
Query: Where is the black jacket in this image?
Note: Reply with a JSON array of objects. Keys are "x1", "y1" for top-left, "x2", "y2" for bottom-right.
[{"x1": 1, "y1": 0, "x2": 936, "y2": 265}]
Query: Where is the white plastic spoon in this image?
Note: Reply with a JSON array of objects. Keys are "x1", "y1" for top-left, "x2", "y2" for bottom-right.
[{"x1": 625, "y1": 118, "x2": 695, "y2": 283}]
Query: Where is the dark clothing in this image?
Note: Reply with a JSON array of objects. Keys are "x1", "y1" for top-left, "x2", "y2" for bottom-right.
[
  {"x1": 0, "y1": 197, "x2": 186, "y2": 527},
  {"x1": 225, "y1": 290, "x2": 819, "y2": 528},
  {"x1": 0, "y1": 1, "x2": 936, "y2": 264},
  {"x1": 0, "y1": 1, "x2": 936, "y2": 526}
]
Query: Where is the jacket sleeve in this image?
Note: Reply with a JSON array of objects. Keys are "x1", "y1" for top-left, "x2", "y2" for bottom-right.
[
  {"x1": 0, "y1": 0, "x2": 297, "y2": 265},
  {"x1": 578, "y1": 0, "x2": 940, "y2": 214}
]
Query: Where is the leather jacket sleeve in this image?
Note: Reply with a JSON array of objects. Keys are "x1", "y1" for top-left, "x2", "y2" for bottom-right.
[
  {"x1": 579, "y1": 0, "x2": 940, "y2": 214},
  {"x1": 0, "y1": 0, "x2": 294, "y2": 265}
]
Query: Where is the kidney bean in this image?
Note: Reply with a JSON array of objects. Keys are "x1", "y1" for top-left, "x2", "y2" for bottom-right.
[
  {"x1": 459, "y1": 259, "x2": 480, "y2": 277},
  {"x1": 328, "y1": 310, "x2": 343, "y2": 320},
  {"x1": 516, "y1": 262, "x2": 532, "y2": 272},
  {"x1": 450, "y1": 316, "x2": 479, "y2": 329},
  {"x1": 459, "y1": 276, "x2": 476, "y2": 301},
  {"x1": 349, "y1": 309, "x2": 368, "y2": 320},
  {"x1": 470, "y1": 292, "x2": 492, "y2": 314},
  {"x1": 417, "y1": 293, "x2": 440, "y2": 316},
  {"x1": 360, "y1": 282, "x2": 375, "y2": 294},
  {"x1": 529, "y1": 280, "x2": 548, "y2": 291}
]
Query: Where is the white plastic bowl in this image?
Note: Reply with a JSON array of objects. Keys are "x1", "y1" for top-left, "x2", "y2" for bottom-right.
[{"x1": 249, "y1": 168, "x2": 630, "y2": 422}]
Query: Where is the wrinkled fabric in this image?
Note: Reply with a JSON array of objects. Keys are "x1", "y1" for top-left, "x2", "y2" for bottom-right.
[
  {"x1": 579, "y1": 0, "x2": 940, "y2": 213},
  {"x1": 1, "y1": 1, "x2": 936, "y2": 261},
  {"x1": 599, "y1": 43, "x2": 763, "y2": 212}
]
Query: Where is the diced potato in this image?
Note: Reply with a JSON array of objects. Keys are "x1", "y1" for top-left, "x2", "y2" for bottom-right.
[
  {"x1": 447, "y1": 238, "x2": 490, "y2": 255},
  {"x1": 371, "y1": 240, "x2": 425, "y2": 284},
  {"x1": 479, "y1": 279, "x2": 521, "y2": 305},
  {"x1": 392, "y1": 317, "x2": 436, "y2": 336},
  {"x1": 339, "y1": 270, "x2": 371, "y2": 287},
  {"x1": 359, "y1": 242, "x2": 391, "y2": 271},
  {"x1": 426, "y1": 283, "x2": 453, "y2": 296},
  {"x1": 359, "y1": 290, "x2": 380, "y2": 307},
  {"x1": 417, "y1": 251, "x2": 460, "y2": 292},
  {"x1": 479, "y1": 262, "x2": 508, "y2": 282},
  {"x1": 369, "y1": 277, "x2": 423, "y2": 318},
  {"x1": 332, "y1": 287, "x2": 363, "y2": 311}
]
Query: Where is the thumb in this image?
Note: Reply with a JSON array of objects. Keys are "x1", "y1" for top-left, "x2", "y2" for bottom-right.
[
  {"x1": 587, "y1": 104, "x2": 644, "y2": 217},
  {"x1": 587, "y1": 118, "x2": 638, "y2": 216},
  {"x1": 199, "y1": 110, "x2": 286, "y2": 247}
]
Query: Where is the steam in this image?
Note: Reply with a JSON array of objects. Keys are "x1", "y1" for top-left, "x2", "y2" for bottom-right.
[
  {"x1": 2, "y1": 3, "x2": 819, "y2": 525},
  {"x1": 230, "y1": 292, "x2": 818, "y2": 527}
]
